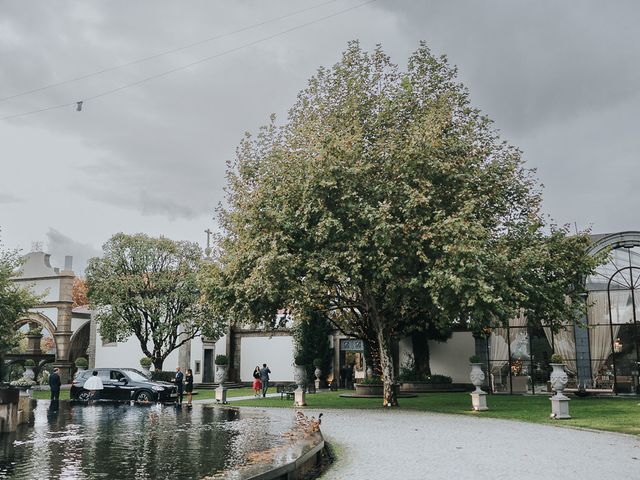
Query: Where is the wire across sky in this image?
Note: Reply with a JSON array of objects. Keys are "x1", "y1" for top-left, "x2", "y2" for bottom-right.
[{"x1": 0, "y1": 0, "x2": 377, "y2": 121}]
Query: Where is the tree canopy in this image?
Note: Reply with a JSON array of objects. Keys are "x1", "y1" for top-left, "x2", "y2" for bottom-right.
[
  {"x1": 86, "y1": 233, "x2": 225, "y2": 370},
  {"x1": 201, "y1": 42, "x2": 601, "y2": 406}
]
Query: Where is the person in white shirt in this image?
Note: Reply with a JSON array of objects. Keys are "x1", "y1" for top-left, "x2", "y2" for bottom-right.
[{"x1": 83, "y1": 370, "x2": 104, "y2": 403}]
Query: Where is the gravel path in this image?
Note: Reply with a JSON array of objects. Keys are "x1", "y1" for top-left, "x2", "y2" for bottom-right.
[{"x1": 295, "y1": 408, "x2": 640, "y2": 480}]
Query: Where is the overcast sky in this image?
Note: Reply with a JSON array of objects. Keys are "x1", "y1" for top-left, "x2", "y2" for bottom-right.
[{"x1": 1, "y1": 0, "x2": 639, "y2": 274}]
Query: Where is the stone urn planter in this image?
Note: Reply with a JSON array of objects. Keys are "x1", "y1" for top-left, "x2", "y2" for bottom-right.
[
  {"x1": 313, "y1": 366, "x2": 322, "y2": 389},
  {"x1": 23, "y1": 366, "x2": 35, "y2": 380},
  {"x1": 549, "y1": 363, "x2": 568, "y2": 394},
  {"x1": 293, "y1": 365, "x2": 307, "y2": 390},
  {"x1": 469, "y1": 363, "x2": 488, "y2": 411},
  {"x1": 214, "y1": 365, "x2": 228, "y2": 384},
  {"x1": 469, "y1": 363, "x2": 485, "y2": 392},
  {"x1": 293, "y1": 365, "x2": 307, "y2": 406},
  {"x1": 549, "y1": 362, "x2": 571, "y2": 419}
]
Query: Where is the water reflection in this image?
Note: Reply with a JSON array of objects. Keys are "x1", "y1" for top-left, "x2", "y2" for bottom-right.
[{"x1": 0, "y1": 401, "x2": 293, "y2": 480}]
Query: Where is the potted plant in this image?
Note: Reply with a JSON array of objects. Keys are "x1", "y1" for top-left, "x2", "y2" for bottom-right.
[
  {"x1": 75, "y1": 357, "x2": 88, "y2": 372},
  {"x1": 214, "y1": 354, "x2": 229, "y2": 384},
  {"x1": 549, "y1": 353, "x2": 568, "y2": 394},
  {"x1": 354, "y1": 376, "x2": 384, "y2": 396},
  {"x1": 549, "y1": 353, "x2": 571, "y2": 419},
  {"x1": 23, "y1": 359, "x2": 36, "y2": 380},
  {"x1": 139, "y1": 357, "x2": 153, "y2": 376},
  {"x1": 293, "y1": 354, "x2": 307, "y2": 389},
  {"x1": 313, "y1": 357, "x2": 323, "y2": 379},
  {"x1": 468, "y1": 355, "x2": 485, "y2": 391},
  {"x1": 469, "y1": 355, "x2": 488, "y2": 411}
]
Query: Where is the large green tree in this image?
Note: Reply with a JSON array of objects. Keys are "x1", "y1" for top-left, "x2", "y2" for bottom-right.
[
  {"x1": 86, "y1": 233, "x2": 225, "y2": 370},
  {"x1": 0, "y1": 240, "x2": 38, "y2": 380},
  {"x1": 201, "y1": 42, "x2": 601, "y2": 406}
]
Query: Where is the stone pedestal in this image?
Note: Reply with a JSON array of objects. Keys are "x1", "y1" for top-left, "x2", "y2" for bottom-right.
[
  {"x1": 294, "y1": 388, "x2": 306, "y2": 407},
  {"x1": 26, "y1": 333, "x2": 43, "y2": 355},
  {"x1": 0, "y1": 388, "x2": 19, "y2": 433},
  {"x1": 17, "y1": 390, "x2": 33, "y2": 425},
  {"x1": 550, "y1": 394, "x2": 571, "y2": 419},
  {"x1": 215, "y1": 385, "x2": 227, "y2": 404},
  {"x1": 470, "y1": 391, "x2": 488, "y2": 411}
]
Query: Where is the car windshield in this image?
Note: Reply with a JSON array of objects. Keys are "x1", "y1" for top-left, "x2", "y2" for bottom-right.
[{"x1": 124, "y1": 370, "x2": 150, "y2": 382}]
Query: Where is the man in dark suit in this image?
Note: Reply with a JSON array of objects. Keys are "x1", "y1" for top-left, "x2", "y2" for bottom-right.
[
  {"x1": 49, "y1": 367, "x2": 62, "y2": 401},
  {"x1": 174, "y1": 366, "x2": 184, "y2": 404},
  {"x1": 259, "y1": 363, "x2": 271, "y2": 397}
]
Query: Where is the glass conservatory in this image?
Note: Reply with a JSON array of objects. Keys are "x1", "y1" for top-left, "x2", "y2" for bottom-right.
[{"x1": 486, "y1": 231, "x2": 640, "y2": 394}]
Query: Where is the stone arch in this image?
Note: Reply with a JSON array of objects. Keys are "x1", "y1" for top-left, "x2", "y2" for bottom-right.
[
  {"x1": 15, "y1": 312, "x2": 57, "y2": 351},
  {"x1": 68, "y1": 320, "x2": 90, "y2": 364}
]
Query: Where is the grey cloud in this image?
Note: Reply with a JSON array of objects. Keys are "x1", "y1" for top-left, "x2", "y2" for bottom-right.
[
  {"x1": 1, "y1": 0, "x2": 639, "y2": 244},
  {"x1": 45, "y1": 228, "x2": 101, "y2": 275},
  {"x1": 0, "y1": 193, "x2": 21, "y2": 204}
]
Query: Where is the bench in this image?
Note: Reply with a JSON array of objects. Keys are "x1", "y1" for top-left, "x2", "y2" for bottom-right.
[{"x1": 276, "y1": 383, "x2": 296, "y2": 400}]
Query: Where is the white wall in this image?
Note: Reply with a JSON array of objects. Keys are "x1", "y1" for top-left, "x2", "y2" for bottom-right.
[
  {"x1": 188, "y1": 337, "x2": 204, "y2": 384},
  {"x1": 95, "y1": 330, "x2": 180, "y2": 371},
  {"x1": 428, "y1": 332, "x2": 475, "y2": 383},
  {"x1": 240, "y1": 336, "x2": 294, "y2": 382}
]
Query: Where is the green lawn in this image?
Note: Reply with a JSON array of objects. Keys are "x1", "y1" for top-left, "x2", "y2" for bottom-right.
[
  {"x1": 231, "y1": 391, "x2": 640, "y2": 436},
  {"x1": 32, "y1": 390, "x2": 70, "y2": 400}
]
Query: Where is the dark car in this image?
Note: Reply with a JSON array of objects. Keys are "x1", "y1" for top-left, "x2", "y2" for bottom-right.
[{"x1": 71, "y1": 368, "x2": 179, "y2": 403}]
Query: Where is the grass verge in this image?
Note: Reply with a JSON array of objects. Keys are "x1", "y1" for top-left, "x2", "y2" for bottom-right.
[{"x1": 231, "y1": 391, "x2": 640, "y2": 436}]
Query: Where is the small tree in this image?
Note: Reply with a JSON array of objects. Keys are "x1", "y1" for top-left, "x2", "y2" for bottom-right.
[
  {"x1": 87, "y1": 233, "x2": 226, "y2": 370},
  {"x1": 0, "y1": 240, "x2": 39, "y2": 380}
]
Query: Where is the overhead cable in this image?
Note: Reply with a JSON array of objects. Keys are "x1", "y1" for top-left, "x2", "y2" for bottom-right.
[
  {"x1": 0, "y1": 0, "x2": 339, "y2": 104},
  {"x1": 1, "y1": 0, "x2": 376, "y2": 121}
]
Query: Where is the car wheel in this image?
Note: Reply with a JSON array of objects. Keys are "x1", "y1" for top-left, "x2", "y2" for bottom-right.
[
  {"x1": 135, "y1": 391, "x2": 153, "y2": 403},
  {"x1": 78, "y1": 390, "x2": 91, "y2": 402}
]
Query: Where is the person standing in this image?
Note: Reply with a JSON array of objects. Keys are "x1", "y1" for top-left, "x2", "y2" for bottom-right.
[
  {"x1": 259, "y1": 363, "x2": 271, "y2": 398},
  {"x1": 185, "y1": 368, "x2": 194, "y2": 406},
  {"x1": 252, "y1": 366, "x2": 262, "y2": 397},
  {"x1": 83, "y1": 371, "x2": 104, "y2": 403},
  {"x1": 175, "y1": 366, "x2": 184, "y2": 404},
  {"x1": 49, "y1": 367, "x2": 62, "y2": 401}
]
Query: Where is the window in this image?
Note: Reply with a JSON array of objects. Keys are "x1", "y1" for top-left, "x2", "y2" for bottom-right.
[{"x1": 195, "y1": 361, "x2": 201, "y2": 375}]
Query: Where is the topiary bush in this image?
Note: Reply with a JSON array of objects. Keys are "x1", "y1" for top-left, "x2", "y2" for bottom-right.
[
  {"x1": 469, "y1": 355, "x2": 481, "y2": 364},
  {"x1": 214, "y1": 354, "x2": 228, "y2": 365},
  {"x1": 151, "y1": 371, "x2": 175, "y2": 382},
  {"x1": 359, "y1": 376, "x2": 383, "y2": 385},
  {"x1": 428, "y1": 374, "x2": 452, "y2": 384},
  {"x1": 74, "y1": 357, "x2": 88, "y2": 368},
  {"x1": 139, "y1": 357, "x2": 153, "y2": 368},
  {"x1": 550, "y1": 353, "x2": 563, "y2": 363},
  {"x1": 24, "y1": 359, "x2": 36, "y2": 367}
]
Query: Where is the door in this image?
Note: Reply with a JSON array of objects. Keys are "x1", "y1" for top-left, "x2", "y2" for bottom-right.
[
  {"x1": 110, "y1": 370, "x2": 134, "y2": 401},
  {"x1": 203, "y1": 349, "x2": 214, "y2": 383}
]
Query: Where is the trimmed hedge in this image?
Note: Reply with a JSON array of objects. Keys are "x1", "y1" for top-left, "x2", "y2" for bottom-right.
[{"x1": 151, "y1": 371, "x2": 175, "y2": 382}]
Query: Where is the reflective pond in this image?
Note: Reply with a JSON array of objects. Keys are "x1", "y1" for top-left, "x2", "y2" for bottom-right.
[{"x1": 0, "y1": 400, "x2": 295, "y2": 480}]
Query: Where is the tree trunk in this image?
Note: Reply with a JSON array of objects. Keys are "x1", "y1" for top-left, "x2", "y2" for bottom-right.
[
  {"x1": 411, "y1": 330, "x2": 431, "y2": 377},
  {"x1": 153, "y1": 358, "x2": 164, "y2": 371},
  {"x1": 374, "y1": 318, "x2": 397, "y2": 407}
]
